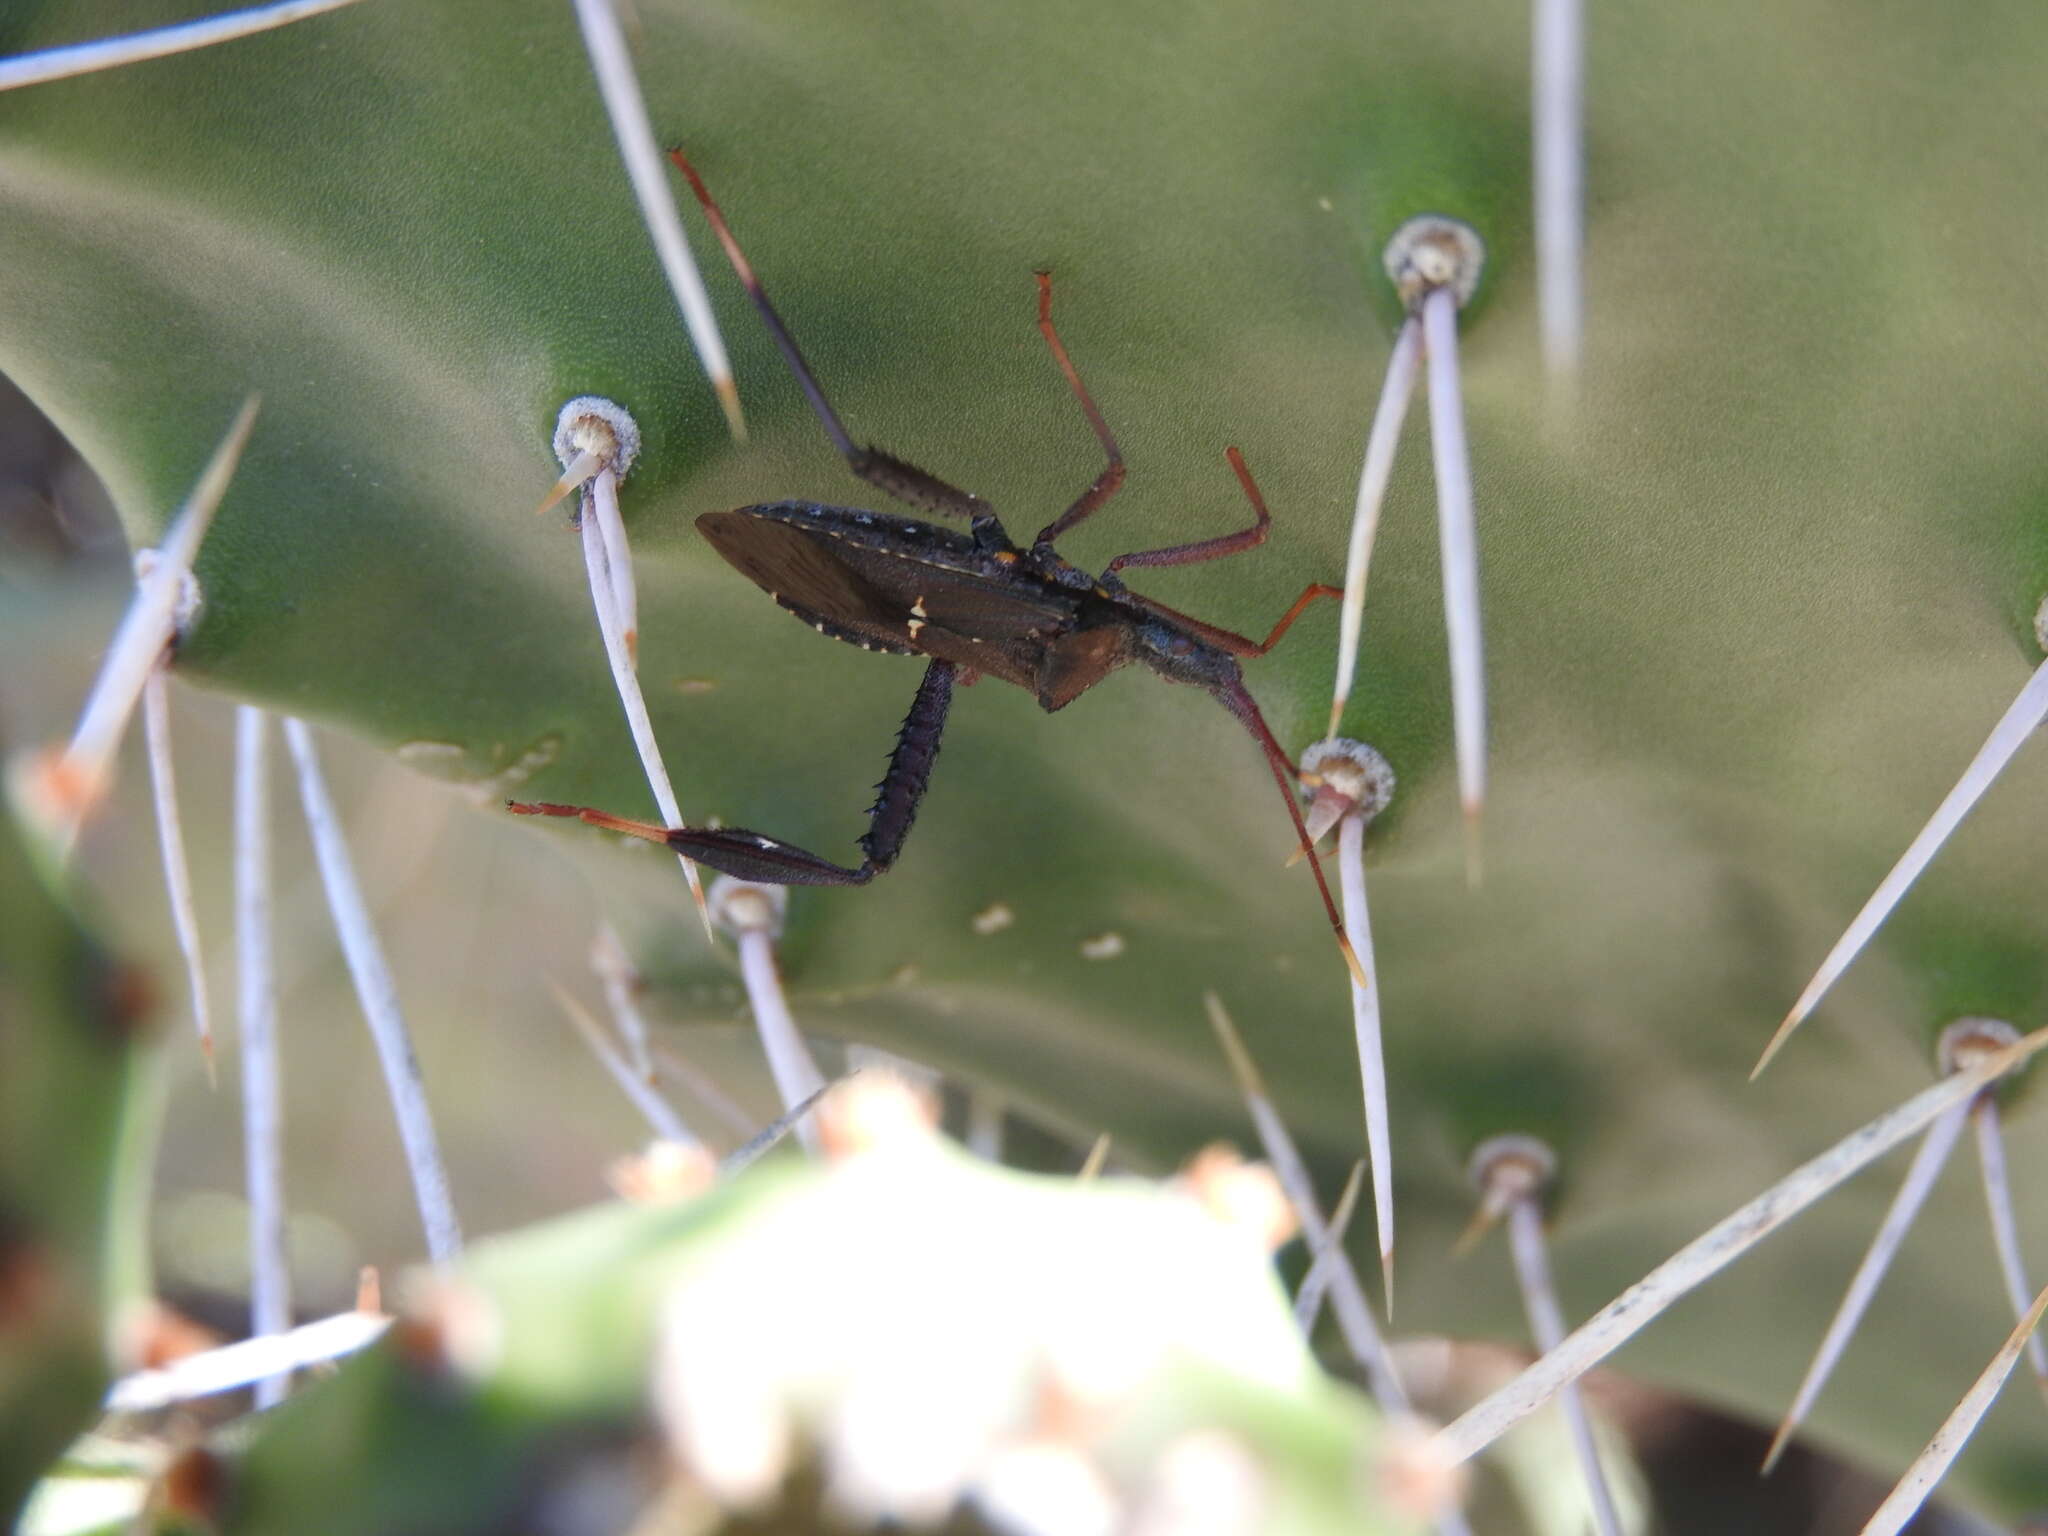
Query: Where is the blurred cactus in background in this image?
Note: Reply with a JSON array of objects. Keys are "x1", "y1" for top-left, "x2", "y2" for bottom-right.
[{"x1": 0, "y1": 795, "x2": 151, "y2": 1525}]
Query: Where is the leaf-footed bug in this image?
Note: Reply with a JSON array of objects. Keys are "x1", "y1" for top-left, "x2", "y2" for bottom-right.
[{"x1": 514, "y1": 150, "x2": 1360, "y2": 984}]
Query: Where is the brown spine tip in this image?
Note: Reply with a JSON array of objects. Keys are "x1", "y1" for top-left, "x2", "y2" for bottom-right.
[
  {"x1": 1339, "y1": 928, "x2": 1369, "y2": 990},
  {"x1": 714, "y1": 374, "x2": 748, "y2": 444},
  {"x1": 1461, "y1": 799, "x2": 1484, "y2": 889},
  {"x1": 1749, "y1": 1019, "x2": 1793, "y2": 1081}
]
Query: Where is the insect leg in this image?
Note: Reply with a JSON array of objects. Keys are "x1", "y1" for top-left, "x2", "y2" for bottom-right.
[
  {"x1": 1116, "y1": 582, "x2": 1341, "y2": 661},
  {"x1": 857, "y1": 657, "x2": 955, "y2": 874},
  {"x1": 509, "y1": 798, "x2": 875, "y2": 886},
  {"x1": 1105, "y1": 445, "x2": 1272, "y2": 574},
  {"x1": 1242, "y1": 583, "x2": 1345, "y2": 655},
  {"x1": 1212, "y1": 677, "x2": 1368, "y2": 988},
  {"x1": 666, "y1": 149, "x2": 1011, "y2": 545},
  {"x1": 1030, "y1": 270, "x2": 1127, "y2": 549},
  {"x1": 506, "y1": 659, "x2": 955, "y2": 888}
]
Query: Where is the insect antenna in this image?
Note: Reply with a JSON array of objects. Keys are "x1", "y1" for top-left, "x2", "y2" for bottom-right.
[
  {"x1": 1213, "y1": 678, "x2": 1367, "y2": 988},
  {"x1": 667, "y1": 147, "x2": 1000, "y2": 532},
  {"x1": 666, "y1": 148, "x2": 856, "y2": 460}
]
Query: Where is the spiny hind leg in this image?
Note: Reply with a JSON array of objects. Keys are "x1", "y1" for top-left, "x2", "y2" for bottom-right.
[{"x1": 508, "y1": 659, "x2": 956, "y2": 887}]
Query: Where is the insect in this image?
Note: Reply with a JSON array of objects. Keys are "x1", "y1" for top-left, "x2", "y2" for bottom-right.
[{"x1": 513, "y1": 150, "x2": 1362, "y2": 983}]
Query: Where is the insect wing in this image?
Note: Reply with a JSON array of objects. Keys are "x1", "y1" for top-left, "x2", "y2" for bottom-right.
[
  {"x1": 699, "y1": 506, "x2": 1078, "y2": 670},
  {"x1": 832, "y1": 547, "x2": 1072, "y2": 644},
  {"x1": 821, "y1": 539, "x2": 1083, "y2": 690},
  {"x1": 698, "y1": 511, "x2": 899, "y2": 628}
]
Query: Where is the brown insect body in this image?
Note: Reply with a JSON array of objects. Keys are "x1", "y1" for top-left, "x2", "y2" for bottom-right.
[{"x1": 512, "y1": 151, "x2": 1362, "y2": 984}]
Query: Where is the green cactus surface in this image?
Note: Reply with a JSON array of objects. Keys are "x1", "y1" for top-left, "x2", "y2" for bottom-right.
[
  {"x1": 5, "y1": 0, "x2": 2048, "y2": 1520},
  {"x1": 0, "y1": 801, "x2": 154, "y2": 1526}
]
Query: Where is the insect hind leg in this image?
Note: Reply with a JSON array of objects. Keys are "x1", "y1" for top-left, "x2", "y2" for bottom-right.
[
  {"x1": 505, "y1": 659, "x2": 956, "y2": 889},
  {"x1": 505, "y1": 800, "x2": 876, "y2": 885},
  {"x1": 673, "y1": 827, "x2": 882, "y2": 886},
  {"x1": 857, "y1": 657, "x2": 954, "y2": 872}
]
